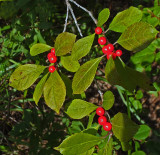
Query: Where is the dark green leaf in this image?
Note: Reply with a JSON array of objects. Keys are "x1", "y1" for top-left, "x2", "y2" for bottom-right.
[
  {"x1": 117, "y1": 22, "x2": 158, "y2": 52},
  {"x1": 131, "y1": 151, "x2": 146, "y2": 155},
  {"x1": 30, "y1": 43, "x2": 52, "y2": 56},
  {"x1": 97, "y1": 8, "x2": 110, "y2": 27},
  {"x1": 71, "y1": 34, "x2": 95, "y2": 60},
  {"x1": 112, "y1": 112, "x2": 139, "y2": 142},
  {"x1": 134, "y1": 125, "x2": 151, "y2": 140},
  {"x1": 121, "y1": 141, "x2": 132, "y2": 151},
  {"x1": 61, "y1": 56, "x2": 80, "y2": 72},
  {"x1": 103, "y1": 91, "x2": 114, "y2": 110},
  {"x1": 55, "y1": 133, "x2": 102, "y2": 155},
  {"x1": 72, "y1": 57, "x2": 102, "y2": 94},
  {"x1": 109, "y1": 7, "x2": 142, "y2": 32},
  {"x1": 33, "y1": 73, "x2": 49, "y2": 105},
  {"x1": 105, "y1": 57, "x2": 154, "y2": 92},
  {"x1": 55, "y1": 32, "x2": 76, "y2": 56},
  {"x1": 43, "y1": 71, "x2": 66, "y2": 113},
  {"x1": 66, "y1": 99, "x2": 98, "y2": 119},
  {"x1": 9, "y1": 64, "x2": 46, "y2": 90}
]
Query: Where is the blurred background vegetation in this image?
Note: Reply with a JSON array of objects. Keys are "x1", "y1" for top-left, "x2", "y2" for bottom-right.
[{"x1": 0, "y1": 0, "x2": 159, "y2": 154}]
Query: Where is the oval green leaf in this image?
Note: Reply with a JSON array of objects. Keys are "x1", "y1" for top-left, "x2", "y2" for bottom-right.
[
  {"x1": 134, "y1": 125, "x2": 151, "y2": 140},
  {"x1": 109, "y1": 7, "x2": 142, "y2": 32},
  {"x1": 55, "y1": 133, "x2": 102, "y2": 155},
  {"x1": 43, "y1": 71, "x2": 66, "y2": 113},
  {"x1": 33, "y1": 73, "x2": 49, "y2": 105},
  {"x1": 9, "y1": 64, "x2": 46, "y2": 90},
  {"x1": 132, "y1": 151, "x2": 146, "y2": 155},
  {"x1": 66, "y1": 99, "x2": 98, "y2": 119},
  {"x1": 97, "y1": 8, "x2": 110, "y2": 27},
  {"x1": 55, "y1": 32, "x2": 76, "y2": 56},
  {"x1": 72, "y1": 57, "x2": 102, "y2": 94},
  {"x1": 117, "y1": 22, "x2": 158, "y2": 52},
  {"x1": 71, "y1": 34, "x2": 95, "y2": 61},
  {"x1": 61, "y1": 56, "x2": 80, "y2": 72},
  {"x1": 103, "y1": 91, "x2": 115, "y2": 110},
  {"x1": 30, "y1": 43, "x2": 53, "y2": 56},
  {"x1": 112, "y1": 112, "x2": 139, "y2": 142}
]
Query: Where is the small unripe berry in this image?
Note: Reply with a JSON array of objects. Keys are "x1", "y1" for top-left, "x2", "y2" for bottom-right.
[
  {"x1": 95, "y1": 27, "x2": 102, "y2": 35},
  {"x1": 49, "y1": 55, "x2": 57, "y2": 63},
  {"x1": 96, "y1": 107, "x2": 105, "y2": 116},
  {"x1": 98, "y1": 37, "x2": 107, "y2": 45},
  {"x1": 103, "y1": 122, "x2": 112, "y2": 131},
  {"x1": 51, "y1": 48, "x2": 56, "y2": 55},
  {"x1": 98, "y1": 116, "x2": 107, "y2": 125},
  {"x1": 49, "y1": 66, "x2": 56, "y2": 73},
  {"x1": 116, "y1": 50, "x2": 122, "y2": 57}
]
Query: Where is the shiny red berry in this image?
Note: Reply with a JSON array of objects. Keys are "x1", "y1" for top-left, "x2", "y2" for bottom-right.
[
  {"x1": 116, "y1": 50, "x2": 122, "y2": 57},
  {"x1": 98, "y1": 37, "x2": 107, "y2": 45},
  {"x1": 49, "y1": 66, "x2": 56, "y2": 73},
  {"x1": 98, "y1": 116, "x2": 107, "y2": 125},
  {"x1": 96, "y1": 107, "x2": 105, "y2": 116},
  {"x1": 95, "y1": 27, "x2": 102, "y2": 35},
  {"x1": 47, "y1": 52, "x2": 54, "y2": 59},
  {"x1": 106, "y1": 44, "x2": 114, "y2": 52},
  {"x1": 49, "y1": 55, "x2": 57, "y2": 63},
  {"x1": 51, "y1": 48, "x2": 56, "y2": 55},
  {"x1": 103, "y1": 122, "x2": 112, "y2": 131},
  {"x1": 107, "y1": 52, "x2": 116, "y2": 60}
]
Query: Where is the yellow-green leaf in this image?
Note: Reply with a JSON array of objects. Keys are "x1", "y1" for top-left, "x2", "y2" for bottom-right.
[{"x1": 103, "y1": 91, "x2": 114, "y2": 110}]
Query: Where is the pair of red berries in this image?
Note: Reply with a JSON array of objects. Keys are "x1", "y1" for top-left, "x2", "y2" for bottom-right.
[
  {"x1": 96, "y1": 107, "x2": 112, "y2": 131},
  {"x1": 47, "y1": 48, "x2": 57, "y2": 73},
  {"x1": 95, "y1": 27, "x2": 122, "y2": 60}
]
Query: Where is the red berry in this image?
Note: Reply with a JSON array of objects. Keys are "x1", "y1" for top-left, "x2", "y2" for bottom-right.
[
  {"x1": 51, "y1": 48, "x2": 56, "y2": 55},
  {"x1": 98, "y1": 116, "x2": 107, "y2": 125},
  {"x1": 107, "y1": 52, "x2": 116, "y2": 60},
  {"x1": 98, "y1": 37, "x2": 107, "y2": 45},
  {"x1": 116, "y1": 50, "x2": 122, "y2": 57},
  {"x1": 95, "y1": 27, "x2": 102, "y2": 35},
  {"x1": 47, "y1": 52, "x2": 54, "y2": 59},
  {"x1": 49, "y1": 66, "x2": 56, "y2": 73},
  {"x1": 49, "y1": 55, "x2": 57, "y2": 63},
  {"x1": 96, "y1": 107, "x2": 105, "y2": 116},
  {"x1": 103, "y1": 122, "x2": 112, "y2": 131},
  {"x1": 107, "y1": 44, "x2": 114, "y2": 52}
]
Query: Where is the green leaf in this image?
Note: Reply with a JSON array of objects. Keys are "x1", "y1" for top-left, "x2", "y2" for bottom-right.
[
  {"x1": 134, "y1": 125, "x2": 151, "y2": 140},
  {"x1": 33, "y1": 73, "x2": 49, "y2": 105},
  {"x1": 71, "y1": 34, "x2": 95, "y2": 61},
  {"x1": 105, "y1": 57, "x2": 154, "y2": 92},
  {"x1": 112, "y1": 112, "x2": 139, "y2": 142},
  {"x1": 97, "y1": 8, "x2": 110, "y2": 27},
  {"x1": 117, "y1": 22, "x2": 158, "y2": 52},
  {"x1": 103, "y1": 91, "x2": 115, "y2": 110},
  {"x1": 98, "y1": 138, "x2": 113, "y2": 155},
  {"x1": 131, "y1": 151, "x2": 146, "y2": 155},
  {"x1": 66, "y1": 99, "x2": 98, "y2": 119},
  {"x1": 61, "y1": 56, "x2": 80, "y2": 72},
  {"x1": 72, "y1": 57, "x2": 102, "y2": 94},
  {"x1": 9, "y1": 64, "x2": 46, "y2": 90},
  {"x1": 121, "y1": 141, "x2": 132, "y2": 151},
  {"x1": 87, "y1": 112, "x2": 96, "y2": 129},
  {"x1": 79, "y1": 147, "x2": 94, "y2": 155},
  {"x1": 109, "y1": 7, "x2": 142, "y2": 32},
  {"x1": 30, "y1": 43, "x2": 53, "y2": 56},
  {"x1": 43, "y1": 71, "x2": 66, "y2": 113},
  {"x1": 55, "y1": 32, "x2": 76, "y2": 56},
  {"x1": 55, "y1": 133, "x2": 102, "y2": 155}
]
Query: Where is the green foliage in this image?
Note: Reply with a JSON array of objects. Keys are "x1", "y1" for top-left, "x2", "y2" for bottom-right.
[
  {"x1": 109, "y1": 7, "x2": 142, "y2": 32},
  {"x1": 55, "y1": 133, "x2": 103, "y2": 155},
  {"x1": 117, "y1": 22, "x2": 158, "y2": 52},
  {"x1": 43, "y1": 71, "x2": 66, "y2": 113},
  {"x1": 103, "y1": 91, "x2": 115, "y2": 110},
  {"x1": 9, "y1": 64, "x2": 46, "y2": 90},
  {"x1": 66, "y1": 99, "x2": 97, "y2": 119},
  {"x1": 97, "y1": 8, "x2": 110, "y2": 27},
  {"x1": 112, "y1": 113, "x2": 139, "y2": 142},
  {"x1": 72, "y1": 57, "x2": 102, "y2": 94}
]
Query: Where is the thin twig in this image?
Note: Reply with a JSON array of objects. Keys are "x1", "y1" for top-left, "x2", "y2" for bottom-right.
[
  {"x1": 63, "y1": 0, "x2": 69, "y2": 32},
  {"x1": 113, "y1": 41, "x2": 117, "y2": 46},
  {"x1": 94, "y1": 79, "x2": 103, "y2": 102},
  {"x1": 69, "y1": 0, "x2": 97, "y2": 25},
  {"x1": 103, "y1": 28, "x2": 110, "y2": 34}
]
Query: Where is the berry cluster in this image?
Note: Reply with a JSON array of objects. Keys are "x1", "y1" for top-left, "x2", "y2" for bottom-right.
[
  {"x1": 47, "y1": 48, "x2": 57, "y2": 73},
  {"x1": 96, "y1": 107, "x2": 112, "y2": 131},
  {"x1": 95, "y1": 27, "x2": 122, "y2": 60}
]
